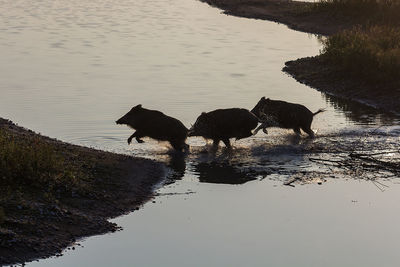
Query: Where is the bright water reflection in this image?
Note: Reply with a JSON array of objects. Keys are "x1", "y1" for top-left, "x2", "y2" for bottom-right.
[{"x1": 1, "y1": 0, "x2": 399, "y2": 266}]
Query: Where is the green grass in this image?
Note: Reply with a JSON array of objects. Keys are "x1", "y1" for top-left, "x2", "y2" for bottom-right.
[
  {"x1": 320, "y1": 25, "x2": 400, "y2": 84},
  {"x1": 313, "y1": 0, "x2": 400, "y2": 24}
]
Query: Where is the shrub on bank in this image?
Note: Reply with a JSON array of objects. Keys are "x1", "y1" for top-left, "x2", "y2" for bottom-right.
[{"x1": 320, "y1": 25, "x2": 400, "y2": 83}]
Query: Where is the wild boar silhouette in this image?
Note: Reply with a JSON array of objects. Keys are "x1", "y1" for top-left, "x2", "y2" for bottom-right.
[
  {"x1": 251, "y1": 97, "x2": 325, "y2": 138},
  {"x1": 188, "y1": 108, "x2": 258, "y2": 149},
  {"x1": 116, "y1": 105, "x2": 188, "y2": 152}
]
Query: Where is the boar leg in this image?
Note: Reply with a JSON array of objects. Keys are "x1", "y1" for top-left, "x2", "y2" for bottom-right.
[
  {"x1": 128, "y1": 131, "x2": 144, "y2": 144},
  {"x1": 293, "y1": 127, "x2": 301, "y2": 136},
  {"x1": 222, "y1": 138, "x2": 231, "y2": 149},
  {"x1": 207, "y1": 139, "x2": 220, "y2": 153},
  {"x1": 170, "y1": 140, "x2": 186, "y2": 152},
  {"x1": 212, "y1": 139, "x2": 220, "y2": 148},
  {"x1": 302, "y1": 126, "x2": 315, "y2": 138},
  {"x1": 135, "y1": 137, "x2": 145, "y2": 143},
  {"x1": 127, "y1": 133, "x2": 135, "y2": 144},
  {"x1": 253, "y1": 124, "x2": 267, "y2": 135}
]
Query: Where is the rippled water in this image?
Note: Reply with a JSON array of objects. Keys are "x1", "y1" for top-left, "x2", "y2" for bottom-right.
[{"x1": 1, "y1": 0, "x2": 399, "y2": 266}]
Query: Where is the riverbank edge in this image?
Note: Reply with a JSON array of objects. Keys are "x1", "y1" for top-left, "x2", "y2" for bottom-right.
[
  {"x1": 200, "y1": 0, "x2": 357, "y2": 35},
  {"x1": 200, "y1": 0, "x2": 400, "y2": 115},
  {"x1": 0, "y1": 118, "x2": 166, "y2": 265},
  {"x1": 283, "y1": 57, "x2": 400, "y2": 115}
]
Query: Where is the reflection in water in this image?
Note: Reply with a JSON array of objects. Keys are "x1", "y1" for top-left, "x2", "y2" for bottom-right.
[
  {"x1": 164, "y1": 150, "x2": 259, "y2": 185},
  {"x1": 192, "y1": 161, "x2": 257, "y2": 184},
  {"x1": 166, "y1": 152, "x2": 187, "y2": 182},
  {"x1": 159, "y1": 124, "x2": 400, "y2": 187},
  {"x1": 323, "y1": 93, "x2": 400, "y2": 125},
  {"x1": 182, "y1": 127, "x2": 399, "y2": 186}
]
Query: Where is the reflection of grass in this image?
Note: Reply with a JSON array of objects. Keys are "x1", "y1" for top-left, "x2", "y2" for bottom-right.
[
  {"x1": 320, "y1": 26, "x2": 400, "y2": 84},
  {"x1": 314, "y1": 0, "x2": 400, "y2": 25}
]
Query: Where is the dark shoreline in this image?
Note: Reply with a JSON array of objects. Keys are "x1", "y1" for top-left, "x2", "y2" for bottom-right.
[
  {"x1": 200, "y1": 0, "x2": 400, "y2": 116},
  {"x1": 0, "y1": 118, "x2": 166, "y2": 265},
  {"x1": 284, "y1": 57, "x2": 400, "y2": 115},
  {"x1": 200, "y1": 0, "x2": 357, "y2": 36}
]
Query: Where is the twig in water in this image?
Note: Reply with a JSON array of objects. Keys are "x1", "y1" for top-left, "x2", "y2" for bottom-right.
[{"x1": 371, "y1": 180, "x2": 385, "y2": 192}]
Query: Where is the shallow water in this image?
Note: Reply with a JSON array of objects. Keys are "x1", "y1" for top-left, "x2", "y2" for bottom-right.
[{"x1": 1, "y1": 0, "x2": 399, "y2": 266}]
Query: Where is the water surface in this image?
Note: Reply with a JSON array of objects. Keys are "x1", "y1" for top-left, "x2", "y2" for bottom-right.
[{"x1": 1, "y1": 0, "x2": 399, "y2": 266}]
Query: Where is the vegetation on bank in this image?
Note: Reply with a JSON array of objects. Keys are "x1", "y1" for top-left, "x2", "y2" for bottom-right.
[
  {"x1": 313, "y1": 0, "x2": 400, "y2": 25},
  {"x1": 0, "y1": 124, "x2": 100, "y2": 264},
  {"x1": 0, "y1": 128, "x2": 93, "y2": 219},
  {"x1": 320, "y1": 25, "x2": 400, "y2": 85},
  {"x1": 308, "y1": 0, "x2": 400, "y2": 86},
  {"x1": 0, "y1": 122, "x2": 139, "y2": 225},
  {"x1": 0, "y1": 119, "x2": 164, "y2": 265}
]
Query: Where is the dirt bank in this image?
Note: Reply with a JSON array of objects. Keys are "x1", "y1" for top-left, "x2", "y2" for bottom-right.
[
  {"x1": 0, "y1": 118, "x2": 166, "y2": 265},
  {"x1": 283, "y1": 57, "x2": 400, "y2": 115},
  {"x1": 200, "y1": 0, "x2": 359, "y2": 35}
]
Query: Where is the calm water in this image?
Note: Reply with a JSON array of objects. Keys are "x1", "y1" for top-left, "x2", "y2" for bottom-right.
[{"x1": 1, "y1": 0, "x2": 399, "y2": 266}]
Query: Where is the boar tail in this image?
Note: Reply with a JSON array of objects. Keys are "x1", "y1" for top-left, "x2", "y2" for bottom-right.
[{"x1": 313, "y1": 108, "x2": 326, "y2": 116}]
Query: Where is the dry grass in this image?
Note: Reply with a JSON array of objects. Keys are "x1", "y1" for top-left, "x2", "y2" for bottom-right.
[
  {"x1": 0, "y1": 129, "x2": 89, "y2": 206},
  {"x1": 320, "y1": 25, "x2": 400, "y2": 84}
]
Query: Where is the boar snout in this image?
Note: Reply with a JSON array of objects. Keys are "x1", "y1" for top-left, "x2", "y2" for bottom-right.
[{"x1": 116, "y1": 117, "x2": 126, "y2": 125}]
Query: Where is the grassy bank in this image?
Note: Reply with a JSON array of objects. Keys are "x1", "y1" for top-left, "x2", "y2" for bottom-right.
[
  {"x1": 0, "y1": 128, "x2": 91, "y2": 205},
  {"x1": 313, "y1": 0, "x2": 400, "y2": 85},
  {"x1": 320, "y1": 25, "x2": 400, "y2": 85},
  {"x1": 0, "y1": 118, "x2": 165, "y2": 265},
  {"x1": 291, "y1": 0, "x2": 400, "y2": 113}
]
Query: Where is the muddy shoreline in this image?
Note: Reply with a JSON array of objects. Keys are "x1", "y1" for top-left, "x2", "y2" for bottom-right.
[
  {"x1": 201, "y1": 0, "x2": 400, "y2": 115},
  {"x1": 283, "y1": 57, "x2": 400, "y2": 115},
  {"x1": 0, "y1": 118, "x2": 166, "y2": 265},
  {"x1": 200, "y1": 0, "x2": 358, "y2": 36}
]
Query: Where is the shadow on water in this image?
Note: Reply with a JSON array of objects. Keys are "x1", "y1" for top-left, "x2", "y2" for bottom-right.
[{"x1": 323, "y1": 93, "x2": 400, "y2": 125}]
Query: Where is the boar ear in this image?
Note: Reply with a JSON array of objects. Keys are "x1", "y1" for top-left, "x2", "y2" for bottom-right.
[
  {"x1": 201, "y1": 112, "x2": 206, "y2": 115},
  {"x1": 261, "y1": 96, "x2": 265, "y2": 100},
  {"x1": 266, "y1": 98, "x2": 270, "y2": 101},
  {"x1": 131, "y1": 104, "x2": 142, "y2": 112}
]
